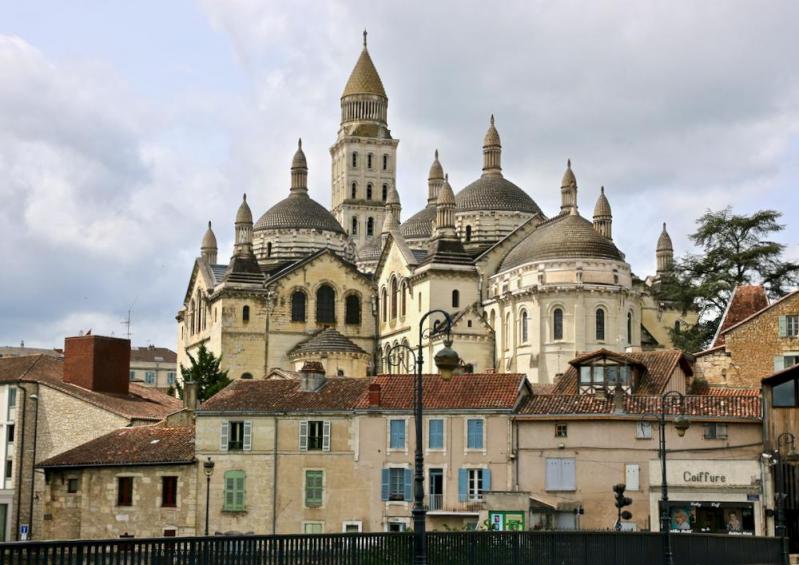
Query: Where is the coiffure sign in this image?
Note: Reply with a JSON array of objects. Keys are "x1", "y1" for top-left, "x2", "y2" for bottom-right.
[
  {"x1": 682, "y1": 471, "x2": 727, "y2": 484},
  {"x1": 649, "y1": 460, "x2": 759, "y2": 488}
]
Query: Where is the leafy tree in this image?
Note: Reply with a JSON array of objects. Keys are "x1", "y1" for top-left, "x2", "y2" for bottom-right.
[
  {"x1": 657, "y1": 208, "x2": 798, "y2": 352},
  {"x1": 173, "y1": 343, "x2": 230, "y2": 402}
]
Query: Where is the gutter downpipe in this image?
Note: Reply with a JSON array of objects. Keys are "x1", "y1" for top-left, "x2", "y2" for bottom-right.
[
  {"x1": 28, "y1": 391, "x2": 40, "y2": 539},
  {"x1": 14, "y1": 386, "x2": 27, "y2": 541},
  {"x1": 271, "y1": 415, "x2": 278, "y2": 534}
]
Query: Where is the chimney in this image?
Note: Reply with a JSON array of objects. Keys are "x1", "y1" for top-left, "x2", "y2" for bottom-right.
[
  {"x1": 183, "y1": 380, "x2": 198, "y2": 411},
  {"x1": 63, "y1": 335, "x2": 131, "y2": 395},
  {"x1": 299, "y1": 361, "x2": 327, "y2": 392},
  {"x1": 612, "y1": 384, "x2": 626, "y2": 415},
  {"x1": 368, "y1": 383, "x2": 381, "y2": 407}
]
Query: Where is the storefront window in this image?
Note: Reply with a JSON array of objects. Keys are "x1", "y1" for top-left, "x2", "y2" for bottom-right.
[{"x1": 666, "y1": 502, "x2": 755, "y2": 535}]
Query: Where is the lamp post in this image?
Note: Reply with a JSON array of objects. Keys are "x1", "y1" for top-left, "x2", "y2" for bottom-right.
[
  {"x1": 385, "y1": 309, "x2": 459, "y2": 565},
  {"x1": 774, "y1": 432, "x2": 798, "y2": 565},
  {"x1": 203, "y1": 457, "x2": 215, "y2": 536},
  {"x1": 656, "y1": 391, "x2": 690, "y2": 565}
]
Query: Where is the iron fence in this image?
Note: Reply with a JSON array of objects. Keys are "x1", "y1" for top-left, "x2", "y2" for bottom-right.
[{"x1": 0, "y1": 531, "x2": 783, "y2": 565}]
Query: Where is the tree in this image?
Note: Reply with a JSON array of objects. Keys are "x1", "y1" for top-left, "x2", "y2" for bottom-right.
[
  {"x1": 174, "y1": 343, "x2": 231, "y2": 402},
  {"x1": 657, "y1": 208, "x2": 798, "y2": 352}
]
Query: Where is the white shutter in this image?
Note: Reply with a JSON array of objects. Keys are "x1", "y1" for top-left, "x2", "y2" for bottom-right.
[
  {"x1": 545, "y1": 459, "x2": 560, "y2": 491},
  {"x1": 774, "y1": 356, "x2": 786, "y2": 372},
  {"x1": 299, "y1": 421, "x2": 308, "y2": 452},
  {"x1": 220, "y1": 421, "x2": 229, "y2": 451},
  {"x1": 562, "y1": 459, "x2": 576, "y2": 491},
  {"x1": 779, "y1": 316, "x2": 787, "y2": 337},
  {"x1": 322, "y1": 421, "x2": 331, "y2": 452},
  {"x1": 625, "y1": 464, "x2": 640, "y2": 491},
  {"x1": 243, "y1": 421, "x2": 252, "y2": 451}
]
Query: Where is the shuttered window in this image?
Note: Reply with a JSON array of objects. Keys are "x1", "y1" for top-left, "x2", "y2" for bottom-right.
[
  {"x1": 428, "y1": 419, "x2": 444, "y2": 450},
  {"x1": 458, "y1": 468, "x2": 491, "y2": 501},
  {"x1": 305, "y1": 470, "x2": 324, "y2": 508},
  {"x1": 381, "y1": 468, "x2": 411, "y2": 501},
  {"x1": 299, "y1": 420, "x2": 331, "y2": 452},
  {"x1": 220, "y1": 421, "x2": 251, "y2": 451},
  {"x1": 389, "y1": 420, "x2": 406, "y2": 450},
  {"x1": 625, "y1": 464, "x2": 640, "y2": 491},
  {"x1": 223, "y1": 470, "x2": 246, "y2": 511},
  {"x1": 466, "y1": 419, "x2": 484, "y2": 450},
  {"x1": 545, "y1": 458, "x2": 576, "y2": 491}
]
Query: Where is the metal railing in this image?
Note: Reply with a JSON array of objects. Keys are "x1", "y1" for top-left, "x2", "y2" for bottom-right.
[
  {"x1": 425, "y1": 494, "x2": 483, "y2": 514},
  {"x1": 0, "y1": 531, "x2": 783, "y2": 565}
]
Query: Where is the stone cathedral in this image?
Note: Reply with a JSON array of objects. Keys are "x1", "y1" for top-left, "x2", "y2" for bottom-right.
[{"x1": 177, "y1": 34, "x2": 694, "y2": 384}]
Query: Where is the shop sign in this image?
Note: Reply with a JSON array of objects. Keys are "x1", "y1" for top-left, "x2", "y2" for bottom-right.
[
  {"x1": 682, "y1": 471, "x2": 727, "y2": 484},
  {"x1": 488, "y1": 511, "x2": 525, "y2": 532}
]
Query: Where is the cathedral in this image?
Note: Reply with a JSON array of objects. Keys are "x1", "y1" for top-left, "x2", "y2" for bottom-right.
[{"x1": 177, "y1": 34, "x2": 693, "y2": 384}]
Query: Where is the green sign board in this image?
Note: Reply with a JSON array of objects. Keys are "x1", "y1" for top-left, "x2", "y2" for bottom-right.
[{"x1": 488, "y1": 511, "x2": 526, "y2": 531}]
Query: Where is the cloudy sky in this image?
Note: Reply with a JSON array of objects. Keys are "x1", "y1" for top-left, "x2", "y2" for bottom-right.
[{"x1": 1, "y1": 1, "x2": 797, "y2": 349}]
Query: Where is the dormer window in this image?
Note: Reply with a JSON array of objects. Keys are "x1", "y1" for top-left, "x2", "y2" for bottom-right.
[{"x1": 579, "y1": 363, "x2": 632, "y2": 393}]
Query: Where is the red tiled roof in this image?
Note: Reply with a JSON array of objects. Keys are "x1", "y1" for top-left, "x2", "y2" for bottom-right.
[
  {"x1": 553, "y1": 350, "x2": 690, "y2": 396},
  {"x1": 37, "y1": 424, "x2": 194, "y2": 468},
  {"x1": 693, "y1": 383, "x2": 761, "y2": 397},
  {"x1": 518, "y1": 394, "x2": 760, "y2": 419},
  {"x1": 200, "y1": 378, "x2": 370, "y2": 412},
  {"x1": 354, "y1": 373, "x2": 527, "y2": 410},
  {"x1": 0, "y1": 355, "x2": 181, "y2": 421},
  {"x1": 130, "y1": 346, "x2": 177, "y2": 364},
  {"x1": 712, "y1": 285, "x2": 769, "y2": 347}
]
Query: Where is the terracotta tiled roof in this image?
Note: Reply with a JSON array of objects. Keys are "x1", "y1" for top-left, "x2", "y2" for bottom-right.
[
  {"x1": 288, "y1": 328, "x2": 368, "y2": 358},
  {"x1": 200, "y1": 378, "x2": 370, "y2": 412},
  {"x1": 712, "y1": 285, "x2": 769, "y2": 347},
  {"x1": 130, "y1": 346, "x2": 177, "y2": 364},
  {"x1": 37, "y1": 424, "x2": 194, "y2": 469},
  {"x1": 0, "y1": 355, "x2": 181, "y2": 421},
  {"x1": 693, "y1": 383, "x2": 761, "y2": 397},
  {"x1": 518, "y1": 394, "x2": 760, "y2": 419},
  {"x1": 553, "y1": 350, "x2": 690, "y2": 396},
  {"x1": 354, "y1": 373, "x2": 526, "y2": 411}
]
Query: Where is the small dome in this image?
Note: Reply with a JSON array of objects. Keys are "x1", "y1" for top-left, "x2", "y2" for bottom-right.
[
  {"x1": 201, "y1": 221, "x2": 217, "y2": 249},
  {"x1": 255, "y1": 193, "x2": 345, "y2": 234},
  {"x1": 428, "y1": 149, "x2": 444, "y2": 180},
  {"x1": 500, "y1": 213, "x2": 624, "y2": 271},
  {"x1": 438, "y1": 175, "x2": 456, "y2": 205},
  {"x1": 341, "y1": 34, "x2": 386, "y2": 98},
  {"x1": 593, "y1": 186, "x2": 611, "y2": 217},
  {"x1": 235, "y1": 194, "x2": 253, "y2": 224},
  {"x1": 561, "y1": 159, "x2": 577, "y2": 188},
  {"x1": 657, "y1": 223, "x2": 673, "y2": 252},
  {"x1": 400, "y1": 205, "x2": 436, "y2": 240},
  {"x1": 386, "y1": 185, "x2": 401, "y2": 206},
  {"x1": 483, "y1": 114, "x2": 501, "y2": 147},
  {"x1": 455, "y1": 176, "x2": 542, "y2": 214},
  {"x1": 292, "y1": 138, "x2": 307, "y2": 170}
]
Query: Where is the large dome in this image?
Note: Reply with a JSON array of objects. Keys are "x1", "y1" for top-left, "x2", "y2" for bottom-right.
[
  {"x1": 255, "y1": 193, "x2": 345, "y2": 234},
  {"x1": 455, "y1": 176, "x2": 542, "y2": 214},
  {"x1": 500, "y1": 213, "x2": 624, "y2": 271},
  {"x1": 400, "y1": 205, "x2": 436, "y2": 240}
]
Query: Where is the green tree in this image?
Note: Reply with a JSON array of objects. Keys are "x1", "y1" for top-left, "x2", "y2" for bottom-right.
[
  {"x1": 173, "y1": 343, "x2": 231, "y2": 402},
  {"x1": 657, "y1": 208, "x2": 798, "y2": 352}
]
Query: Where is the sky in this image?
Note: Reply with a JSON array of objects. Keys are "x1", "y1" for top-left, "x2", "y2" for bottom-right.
[{"x1": 1, "y1": 1, "x2": 797, "y2": 349}]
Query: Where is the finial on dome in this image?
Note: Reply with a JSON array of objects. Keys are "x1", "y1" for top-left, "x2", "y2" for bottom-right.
[
  {"x1": 601, "y1": 186, "x2": 604, "y2": 194},
  {"x1": 663, "y1": 222, "x2": 667, "y2": 230},
  {"x1": 567, "y1": 158, "x2": 571, "y2": 169},
  {"x1": 363, "y1": 29, "x2": 367, "y2": 47},
  {"x1": 490, "y1": 114, "x2": 495, "y2": 126},
  {"x1": 435, "y1": 148, "x2": 439, "y2": 159},
  {"x1": 208, "y1": 220, "x2": 212, "y2": 229},
  {"x1": 243, "y1": 193, "x2": 247, "y2": 201},
  {"x1": 298, "y1": 138, "x2": 302, "y2": 149}
]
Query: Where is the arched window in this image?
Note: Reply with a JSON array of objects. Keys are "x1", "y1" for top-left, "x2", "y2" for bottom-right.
[
  {"x1": 381, "y1": 287, "x2": 388, "y2": 322},
  {"x1": 400, "y1": 282, "x2": 407, "y2": 317},
  {"x1": 351, "y1": 182, "x2": 357, "y2": 199},
  {"x1": 489, "y1": 310, "x2": 496, "y2": 331},
  {"x1": 352, "y1": 152, "x2": 358, "y2": 167},
  {"x1": 384, "y1": 344, "x2": 391, "y2": 372},
  {"x1": 390, "y1": 277, "x2": 398, "y2": 320},
  {"x1": 383, "y1": 154, "x2": 388, "y2": 170},
  {"x1": 452, "y1": 290, "x2": 460, "y2": 308},
  {"x1": 595, "y1": 308, "x2": 605, "y2": 341},
  {"x1": 241, "y1": 372, "x2": 253, "y2": 379},
  {"x1": 382, "y1": 184, "x2": 388, "y2": 201},
  {"x1": 242, "y1": 305, "x2": 250, "y2": 323},
  {"x1": 291, "y1": 291, "x2": 306, "y2": 322},
  {"x1": 367, "y1": 217, "x2": 374, "y2": 237},
  {"x1": 316, "y1": 284, "x2": 336, "y2": 324},
  {"x1": 189, "y1": 299, "x2": 195, "y2": 335},
  {"x1": 367, "y1": 153, "x2": 373, "y2": 169},
  {"x1": 345, "y1": 294, "x2": 361, "y2": 325},
  {"x1": 521, "y1": 310, "x2": 528, "y2": 343},
  {"x1": 465, "y1": 225, "x2": 472, "y2": 242},
  {"x1": 553, "y1": 308, "x2": 563, "y2": 341},
  {"x1": 351, "y1": 217, "x2": 358, "y2": 235},
  {"x1": 367, "y1": 183, "x2": 373, "y2": 200},
  {"x1": 627, "y1": 312, "x2": 633, "y2": 345}
]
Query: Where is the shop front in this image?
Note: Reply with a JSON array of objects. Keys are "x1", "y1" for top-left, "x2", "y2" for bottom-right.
[{"x1": 648, "y1": 459, "x2": 764, "y2": 535}]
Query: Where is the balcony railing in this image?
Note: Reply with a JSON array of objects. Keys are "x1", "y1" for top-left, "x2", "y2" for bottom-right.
[{"x1": 426, "y1": 494, "x2": 484, "y2": 513}]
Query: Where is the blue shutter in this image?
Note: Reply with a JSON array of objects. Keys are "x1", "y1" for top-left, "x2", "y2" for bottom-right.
[
  {"x1": 779, "y1": 316, "x2": 788, "y2": 337},
  {"x1": 381, "y1": 469, "x2": 390, "y2": 501},
  {"x1": 458, "y1": 468, "x2": 468, "y2": 502},
  {"x1": 404, "y1": 469, "x2": 412, "y2": 501},
  {"x1": 482, "y1": 468, "x2": 491, "y2": 493}
]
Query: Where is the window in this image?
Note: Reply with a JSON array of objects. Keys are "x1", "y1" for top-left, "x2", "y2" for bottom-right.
[
  {"x1": 223, "y1": 470, "x2": 246, "y2": 511},
  {"x1": 67, "y1": 478, "x2": 79, "y2": 493},
  {"x1": 6, "y1": 424, "x2": 13, "y2": 443},
  {"x1": 400, "y1": 284, "x2": 407, "y2": 317},
  {"x1": 117, "y1": 477, "x2": 133, "y2": 506},
  {"x1": 221, "y1": 421, "x2": 252, "y2": 452},
  {"x1": 163, "y1": 529, "x2": 177, "y2": 537},
  {"x1": 161, "y1": 476, "x2": 178, "y2": 508},
  {"x1": 267, "y1": 242, "x2": 272, "y2": 257},
  {"x1": 390, "y1": 278, "x2": 398, "y2": 320},
  {"x1": 458, "y1": 468, "x2": 491, "y2": 501},
  {"x1": 305, "y1": 470, "x2": 324, "y2": 508},
  {"x1": 367, "y1": 153, "x2": 373, "y2": 169},
  {"x1": 291, "y1": 291, "x2": 306, "y2": 322},
  {"x1": 779, "y1": 315, "x2": 799, "y2": 337},
  {"x1": 428, "y1": 419, "x2": 444, "y2": 450},
  {"x1": 299, "y1": 420, "x2": 330, "y2": 452},
  {"x1": 351, "y1": 152, "x2": 358, "y2": 168},
  {"x1": 703, "y1": 423, "x2": 728, "y2": 440},
  {"x1": 167, "y1": 372, "x2": 176, "y2": 386},
  {"x1": 382, "y1": 184, "x2": 388, "y2": 201},
  {"x1": 242, "y1": 305, "x2": 250, "y2": 322},
  {"x1": 316, "y1": 285, "x2": 335, "y2": 324},
  {"x1": 545, "y1": 458, "x2": 576, "y2": 491},
  {"x1": 343, "y1": 521, "x2": 362, "y2": 533},
  {"x1": 773, "y1": 378, "x2": 797, "y2": 407},
  {"x1": 366, "y1": 184, "x2": 373, "y2": 200},
  {"x1": 465, "y1": 225, "x2": 472, "y2": 242},
  {"x1": 520, "y1": 310, "x2": 528, "y2": 343},
  {"x1": 553, "y1": 308, "x2": 564, "y2": 341},
  {"x1": 304, "y1": 522, "x2": 323, "y2": 534},
  {"x1": 241, "y1": 372, "x2": 253, "y2": 379},
  {"x1": 636, "y1": 421, "x2": 653, "y2": 439},
  {"x1": 674, "y1": 320, "x2": 681, "y2": 333},
  {"x1": 381, "y1": 287, "x2": 387, "y2": 322},
  {"x1": 627, "y1": 312, "x2": 633, "y2": 344},
  {"x1": 367, "y1": 217, "x2": 374, "y2": 237},
  {"x1": 555, "y1": 423, "x2": 567, "y2": 438},
  {"x1": 351, "y1": 182, "x2": 357, "y2": 199},
  {"x1": 466, "y1": 419, "x2": 484, "y2": 450},
  {"x1": 452, "y1": 290, "x2": 460, "y2": 308},
  {"x1": 8, "y1": 387, "x2": 15, "y2": 408},
  {"x1": 351, "y1": 217, "x2": 358, "y2": 235},
  {"x1": 382, "y1": 468, "x2": 411, "y2": 501},
  {"x1": 145, "y1": 371, "x2": 156, "y2": 385},
  {"x1": 625, "y1": 464, "x2": 640, "y2": 491},
  {"x1": 383, "y1": 154, "x2": 388, "y2": 170},
  {"x1": 345, "y1": 295, "x2": 361, "y2": 325},
  {"x1": 5, "y1": 460, "x2": 11, "y2": 479},
  {"x1": 389, "y1": 419, "x2": 406, "y2": 450},
  {"x1": 596, "y1": 309, "x2": 605, "y2": 341},
  {"x1": 579, "y1": 364, "x2": 632, "y2": 390}
]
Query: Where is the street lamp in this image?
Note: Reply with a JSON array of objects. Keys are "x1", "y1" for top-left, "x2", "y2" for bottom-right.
[
  {"x1": 203, "y1": 457, "x2": 215, "y2": 536},
  {"x1": 655, "y1": 391, "x2": 690, "y2": 565},
  {"x1": 774, "y1": 432, "x2": 798, "y2": 565},
  {"x1": 385, "y1": 309, "x2": 458, "y2": 565}
]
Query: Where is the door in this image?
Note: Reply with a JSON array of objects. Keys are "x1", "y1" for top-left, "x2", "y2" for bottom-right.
[{"x1": 429, "y1": 469, "x2": 443, "y2": 510}]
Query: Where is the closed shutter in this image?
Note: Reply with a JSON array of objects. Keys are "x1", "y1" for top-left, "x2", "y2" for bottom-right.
[
  {"x1": 458, "y1": 468, "x2": 468, "y2": 502},
  {"x1": 562, "y1": 459, "x2": 576, "y2": 491},
  {"x1": 224, "y1": 476, "x2": 235, "y2": 509},
  {"x1": 779, "y1": 316, "x2": 788, "y2": 337},
  {"x1": 775, "y1": 356, "x2": 786, "y2": 372},
  {"x1": 482, "y1": 468, "x2": 492, "y2": 492},
  {"x1": 220, "y1": 421, "x2": 229, "y2": 452},
  {"x1": 381, "y1": 469, "x2": 390, "y2": 501},
  {"x1": 242, "y1": 421, "x2": 252, "y2": 451},
  {"x1": 545, "y1": 459, "x2": 560, "y2": 491},
  {"x1": 322, "y1": 421, "x2": 331, "y2": 452},
  {"x1": 404, "y1": 469, "x2": 413, "y2": 501},
  {"x1": 234, "y1": 474, "x2": 245, "y2": 509},
  {"x1": 625, "y1": 464, "x2": 640, "y2": 491},
  {"x1": 299, "y1": 421, "x2": 308, "y2": 451}
]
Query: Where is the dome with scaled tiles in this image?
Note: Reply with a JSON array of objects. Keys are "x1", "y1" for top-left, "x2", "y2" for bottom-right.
[{"x1": 455, "y1": 176, "x2": 542, "y2": 214}]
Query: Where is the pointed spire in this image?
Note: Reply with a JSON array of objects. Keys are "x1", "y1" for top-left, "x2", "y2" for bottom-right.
[
  {"x1": 560, "y1": 159, "x2": 578, "y2": 214},
  {"x1": 235, "y1": 193, "x2": 253, "y2": 225},
  {"x1": 656, "y1": 222, "x2": 674, "y2": 274},
  {"x1": 435, "y1": 174, "x2": 457, "y2": 237},
  {"x1": 427, "y1": 149, "x2": 445, "y2": 204},
  {"x1": 201, "y1": 220, "x2": 218, "y2": 264},
  {"x1": 290, "y1": 138, "x2": 309, "y2": 194},
  {"x1": 234, "y1": 194, "x2": 253, "y2": 257},
  {"x1": 363, "y1": 29, "x2": 367, "y2": 47},
  {"x1": 382, "y1": 185, "x2": 401, "y2": 234},
  {"x1": 593, "y1": 186, "x2": 612, "y2": 239},
  {"x1": 482, "y1": 115, "x2": 502, "y2": 176}
]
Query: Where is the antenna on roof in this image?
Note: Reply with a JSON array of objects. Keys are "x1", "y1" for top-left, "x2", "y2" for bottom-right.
[{"x1": 121, "y1": 309, "x2": 133, "y2": 339}]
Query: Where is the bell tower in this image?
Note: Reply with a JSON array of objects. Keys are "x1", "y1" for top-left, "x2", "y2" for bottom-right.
[{"x1": 330, "y1": 31, "x2": 399, "y2": 250}]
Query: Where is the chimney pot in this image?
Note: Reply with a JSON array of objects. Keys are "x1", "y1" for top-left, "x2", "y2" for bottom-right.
[{"x1": 368, "y1": 383, "x2": 381, "y2": 407}]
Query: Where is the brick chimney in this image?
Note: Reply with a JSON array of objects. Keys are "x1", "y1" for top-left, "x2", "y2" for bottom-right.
[
  {"x1": 368, "y1": 383, "x2": 381, "y2": 407},
  {"x1": 63, "y1": 335, "x2": 131, "y2": 395}
]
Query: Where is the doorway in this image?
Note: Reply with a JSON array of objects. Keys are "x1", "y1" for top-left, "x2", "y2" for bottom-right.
[{"x1": 429, "y1": 468, "x2": 443, "y2": 510}]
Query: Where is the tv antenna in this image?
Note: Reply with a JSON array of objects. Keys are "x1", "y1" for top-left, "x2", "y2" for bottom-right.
[{"x1": 121, "y1": 309, "x2": 133, "y2": 339}]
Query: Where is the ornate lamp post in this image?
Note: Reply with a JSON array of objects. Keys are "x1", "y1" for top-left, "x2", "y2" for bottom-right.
[
  {"x1": 656, "y1": 391, "x2": 690, "y2": 565},
  {"x1": 774, "y1": 432, "x2": 798, "y2": 565},
  {"x1": 203, "y1": 457, "x2": 215, "y2": 536},
  {"x1": 385, "y1": 309, "x2": 459, "y2": 565}
]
